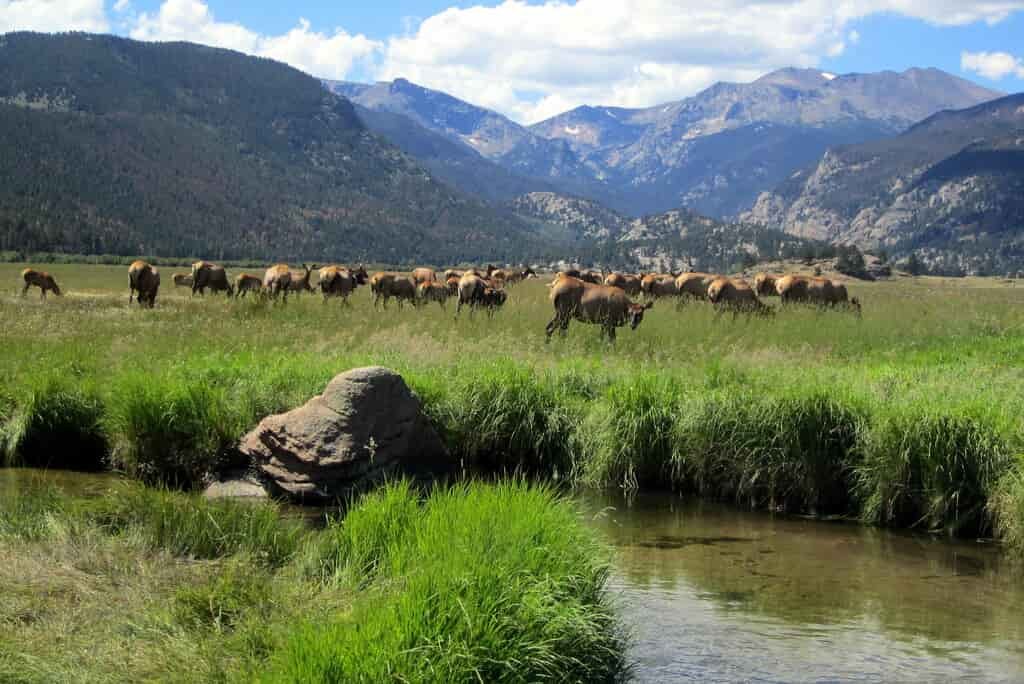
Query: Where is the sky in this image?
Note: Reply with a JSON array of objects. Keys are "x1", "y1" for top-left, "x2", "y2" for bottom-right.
[{"x1": 2, "y1": 1, "x2": 1024, "y2": 124}]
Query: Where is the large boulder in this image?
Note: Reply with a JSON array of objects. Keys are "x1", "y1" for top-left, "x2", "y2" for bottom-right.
[{"x1": 235, "y1": 366, "x2": 450, "y2": 503}]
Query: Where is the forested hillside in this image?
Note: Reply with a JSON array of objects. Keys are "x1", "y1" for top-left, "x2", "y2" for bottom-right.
[{"x1": 0, "y1": 33, "x2": 548, "y2": 263}]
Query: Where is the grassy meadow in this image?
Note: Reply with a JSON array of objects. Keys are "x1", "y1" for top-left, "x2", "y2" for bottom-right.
[
  {"x1": 2, "y1": 263, "x2": 1024, "y2": 538},
  {"x1": 0, "y1": 476, "x2": 623, "y2": 682},
  {"x1": 3, "y1": 262, "x2": 1024, "y2": 680}
]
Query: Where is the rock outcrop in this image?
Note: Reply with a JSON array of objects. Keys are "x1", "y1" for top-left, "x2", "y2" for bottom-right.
[{"x1": 234, "y1": 366, "x2": 450, "y2": 503}]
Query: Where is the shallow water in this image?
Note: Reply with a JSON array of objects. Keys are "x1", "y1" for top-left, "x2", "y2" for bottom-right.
[
  {"x1": 5, "y1": 469, "x2": 1023, "y2": 682},
  {"x1": 578, "y1": 491, "x2": 1024, "y2": 683},
  {"x1": 0, "y1": 467, "x2": 121, "y2": 499}
]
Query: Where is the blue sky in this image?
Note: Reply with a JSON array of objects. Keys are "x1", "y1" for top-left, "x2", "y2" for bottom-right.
[{"x1": 5, "y1": 1, "x2": 1024, "y2": 122}]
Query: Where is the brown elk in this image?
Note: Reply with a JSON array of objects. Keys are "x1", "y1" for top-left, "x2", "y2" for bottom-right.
[
  {"x1": 707, "y1": 277, "x2": 770, "y2": 316},
  {"x1": 234, "y1": 273, "x2": 263, "y2": 298},
  {"x1": 128, "y1": 260, "x2": 160, "y2": 308},
  {"x1": 546, "y1": 275, "x2": 651, "y2": 342},
  {"x1": 21, "y1": 269, "x2": 62, "y2": 299},
  {"x1": 640, "y1": 273, "x2": 678, "y2": 299},
  {"x1": 370, "y1": 272, "x2": 416, "y2": 308},
  {"x1": 675, "y1": 272, "x2": 717, "y2": 302},
  {"x1": 191, "y1": 261, "x2": 233, "y2": 297},
  {"x1": 286, "y1": 264, "x2": 317, "y2": 295},
  {"x1": 319, "y1": 265, "x2": 366, "y2": 303},
  {"x1": 263, "y1": 264, "x2": 292, "y2": 301},
  {"x1": 411, "y1": 267, "x2": 436, "y2": 285},
  {"x1": 604, "y1": 272, "x2": 642, "y2": 296},
  {"x1": 416, "y1": 281, "x2": 451, "y2": 309},
  {"x1": 753, "y1": 272, "x2": 781, "y2": 297}
]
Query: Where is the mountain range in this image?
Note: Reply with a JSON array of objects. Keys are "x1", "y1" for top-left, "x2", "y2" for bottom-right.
[
  {"x1": 330, "y1": 69, "x2": 1000, "y2": 218},
  {"x1": 0, "y1": 32, "x2": 814, "y2": 269},
  {"x1": 1, "y1": 32, "x2": 1020, "y2": 272}
]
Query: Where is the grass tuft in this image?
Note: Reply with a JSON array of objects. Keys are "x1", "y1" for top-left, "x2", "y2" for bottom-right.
[
  {"x1": 857, "y1": 411, "x2": 1013, "y2": 534},
  {"x1": 268, "y1": 480, "x2": 626, "y2": 683},
  {"x1": 2, "y1": 377, "x2": 107, "y2": 470}
]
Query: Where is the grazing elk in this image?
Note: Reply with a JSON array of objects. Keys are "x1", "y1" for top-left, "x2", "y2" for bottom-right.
[
  {"x1": 286, "y1": 264, "x2": 317, "y2": 296},
  {"x1": 172, "y1": 273, "x2": 193, "y2": 289},
  {"x1": 675, "y1": 272, "x2": 717, "y2": 302},
  {"x1": 754, "y1": 272, "x2": 781, "y2": 297},
  {"x1": 546, "y1": 275, "x2": 651, "y2": 342},
  {"x1": 411, "y1": 268, "x2": 436, "y2": 285},
  {"x1": 503, "y1": 267, "x2": 537, "y2": 286},
  {"x1": 191, "y1": 261, "x2": 233, "y2": 297},
  {"x1": 456, "y1": 272, "x2": 494, "y2": 316},
  {"x1": 604, "y1": 272, "x2": 642, "y2": 296},
  {"x1": 319, "y1": 265, "x2": 366, "y2": 303},
  {"x1": 128, "y1": 260, "x2": 160, "y2": 308},
  {"x1": 21, "y1": 269, "x2": 61, "y2": 299},
  {"x1": 445, "y1": 274, "x2": 461, "y2": 294},
  {"x1": 234, "y1": 273, "x2": 263, "y2": 298},
  {"x1": 707, "y1": 277, "x2": 770, "y2": 316},
  {"x1": 775, "y1": 275, "x2": 858, "y2": 312},
  {"x1": 263, "y1": 264, "x2": 292, "y2": 301},
  {"x1": 640, "y1": 273, "x2": 678, "y2": 299},
  {"x1": 416, "y1": 281, "x2": 451, "y2": 309},
  {"x1": 370, "y1": 272, "x2": 416, "y2": 308}
]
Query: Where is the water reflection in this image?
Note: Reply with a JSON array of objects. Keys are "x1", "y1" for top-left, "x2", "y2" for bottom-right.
[{"x1": 578, "y1": 490, "x2": 1024, "y2": 682}]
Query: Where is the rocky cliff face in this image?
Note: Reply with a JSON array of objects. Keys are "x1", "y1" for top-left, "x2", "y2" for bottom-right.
[
  {"x1": 743, "y1": 94, "x2": 1024, "y2": 273},
  {"x1": 509, "y1": 192, "x2": 816, "y2": 272}
]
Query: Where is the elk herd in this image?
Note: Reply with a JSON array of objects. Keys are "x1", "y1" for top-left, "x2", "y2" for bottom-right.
[{"x1": 18, "y1": 261, "x2": 860, "y2": 342}]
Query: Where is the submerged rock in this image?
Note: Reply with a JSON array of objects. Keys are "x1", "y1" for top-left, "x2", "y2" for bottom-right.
[
  {"x1": 203, "y1": 470, "x2": 269, "y2": 499},
  {"x1": 235, "y1": 366, "x2": 450, "y2": 503}
]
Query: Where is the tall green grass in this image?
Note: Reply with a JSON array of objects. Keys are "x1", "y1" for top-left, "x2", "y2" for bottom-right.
[
  {"x1": 1, "y1": 478, "x2": 626, "y2": 682},
  {"x1": 271, "y1": 481, "x2": 625, "y2": 683},
  {"x1": 3, "y1": 266, "x2": 1024, "y2": 545},
  {"x1": 857, "y1": 410, "x2": 1013, "y2": 534},
  {"x1": 2, "y1": 376, "x2": 107, "y2": 470}
]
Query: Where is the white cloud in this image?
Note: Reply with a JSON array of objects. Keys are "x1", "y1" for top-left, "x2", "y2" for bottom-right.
[
  {"x1": 10, "y1": 0, "x2": 1021, "y2": 124},
  {"x1": 0, "y1": 0, "x2": 108, "y2": 33},
  {"x1": 129, "y1": 0, "x2": 380, "y2": 80},
  {"x1": 961, "y1": 50, "x2": 1024, "y2": 79},
  {"x1": 377, "y1": 0, "x2": 1024, "y2": 123}
]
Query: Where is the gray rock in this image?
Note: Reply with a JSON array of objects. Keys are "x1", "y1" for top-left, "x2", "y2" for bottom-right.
[
  {"x1": 236, "y1": 366, "x2": 450, "y2": 503},
  {"x1": 204, "y1": 472, "x2": 269, "y2": 499}
]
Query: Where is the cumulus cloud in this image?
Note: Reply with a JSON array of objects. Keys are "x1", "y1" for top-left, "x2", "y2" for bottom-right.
[
  {"x1": 0, "y1": 0, "x2": 108, "y2": 33},
  {"x1": 377, "y1": 0, "x2": 1024, "y2": 123},
  {"x1": 10, "y1": 0, "x2": 1021, "y2": 124},
  {"x1": 129, "y1": 0, "x2": 380, "y2": 80},
  {"x1": 961, "y1": 50, "x2": 1024, "y2": 79}
]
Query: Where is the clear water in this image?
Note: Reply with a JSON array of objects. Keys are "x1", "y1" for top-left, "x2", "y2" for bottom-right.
[
  {"x1": 577, "y1": 491, "x2": 1024, "y2": 683},
  {"x1": 5, "y1": 470, "x2": 1023, "y2": 682}
]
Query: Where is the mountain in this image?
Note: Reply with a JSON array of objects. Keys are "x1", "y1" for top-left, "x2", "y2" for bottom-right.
[
  {"x1": 333, "y1": 70, "x2": 1000, "y2": 219},
  {"x1": 509, "y1": 192, "x2": 818, "y2": 272},
  {"x1": 349, "y1": 103, "x2": 554, "y2": 203},
  {"x1": 529, "y1": 68, "x2": 1002, "y2": 217},
  {"x1": 742, "y1": 94, "x2": 1024, "y2": 273},
  {"x1": 0, "y1": 33, "x2": 557, "y2": 264},
  {"x1": 327, "y1": 79, "x2": 598, "y2": 183}
]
